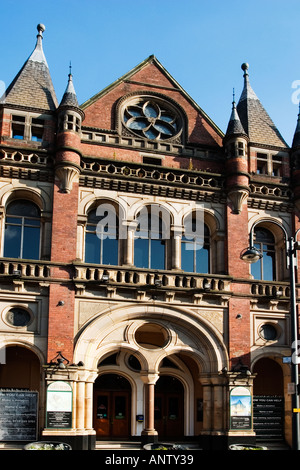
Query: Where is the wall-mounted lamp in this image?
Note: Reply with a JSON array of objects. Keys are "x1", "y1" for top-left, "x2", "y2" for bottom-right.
[
  {"x1": 57, "y1": 300, "x2": 65, "y2": 306},
  {"x1": 47, "y1": 351, "x2": 70, "y2": 376}
]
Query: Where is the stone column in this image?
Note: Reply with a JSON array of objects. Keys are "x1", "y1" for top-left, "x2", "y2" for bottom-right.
[
  {"x1": 76, "y1": 379, "x2": 85, "y2": 430},
  {"x1": 85, "y1": 380, "x2": 94, "y2": 430},
  {"x1": 171, "y1": 225, "x2": 183, "y2": 270},
  {"x1": 211, "y1": 376, "x2": 226, "y2": 432},
  {"x1": 140, "y1": 373, "x2": 159, "y2": 443},
  {"x1": 200, "y1": 375, "x2": 212, "y2": 433}
]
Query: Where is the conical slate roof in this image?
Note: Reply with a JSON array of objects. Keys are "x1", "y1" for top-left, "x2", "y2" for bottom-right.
[
  {"x1": 59, "y1": 71, "x2": 79, "y2": 109},
  {"x1": 236, "y1": 63, "x2": 288, "y2": 148},
  {"x1": 1, "y1": 24, "x2": 58, "y2": 111},
  {"x1": 225, "y1": 92, "x2": 246, "y2": 138}
]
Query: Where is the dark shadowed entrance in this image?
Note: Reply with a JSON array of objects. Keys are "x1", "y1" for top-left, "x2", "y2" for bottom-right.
[
  {"x1": 93, "y1": 373, "x2": 131, "y2": 438},
  {"x1": 154, "y1": 375, "x2": 184, "y2": 438}
]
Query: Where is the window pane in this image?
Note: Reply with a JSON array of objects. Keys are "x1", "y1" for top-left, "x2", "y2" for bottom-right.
[
  {"x1": 23, "y1": 226, "x2": 40, "y2": 259},
  {"x1": 85, "y1": 232, "x2": 100, "y2": 263},
  {"x1": 181, "y1": 241, "x2": 194, "y2": 272},
  {"x1": 7, "y1": 201, "x2": 40, "y2": 218},
  {"x1": 114, "y1": 396, "x2": 126, "y2": 419},
  {"x1": 263, "y1": 252, "x2": 275, "y2": 281},
  {"x1": 102, "y1": 238, "x2": 118, "y2": 265},
  {"x1": 4, "y1": 225, "x2": 21, "y2": 258},
  {"x1": 195, "y1": 246, "x2": 209, "y2": 274},
  {"x1": 134, "y1": 238, "x2": 149, "y2": 268},
  {"x1": 151, "y1": 240, "x2": 165, "y2": 269},
  {"x1": 251, "y1": 257, "x2": 262, "y2": 280}
]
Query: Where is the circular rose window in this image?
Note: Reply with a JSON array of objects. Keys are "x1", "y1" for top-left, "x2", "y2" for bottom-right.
[{"x1": 123, "y1": 99, "x2": 180, "y2": 140}]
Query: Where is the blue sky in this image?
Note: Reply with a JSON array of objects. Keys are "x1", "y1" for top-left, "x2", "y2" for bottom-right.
[{"x1": 1, "y1": 0, "x2": 300, "y2": 145}]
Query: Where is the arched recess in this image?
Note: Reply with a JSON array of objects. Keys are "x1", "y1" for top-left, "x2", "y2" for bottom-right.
[{"x1": 0, "y1": 344, "x2": 42, "y2": 390}]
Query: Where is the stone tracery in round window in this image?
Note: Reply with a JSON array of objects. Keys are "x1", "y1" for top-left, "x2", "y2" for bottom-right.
[{"x1": 123, "y1": 99, "x2": 181, "y2": 140}]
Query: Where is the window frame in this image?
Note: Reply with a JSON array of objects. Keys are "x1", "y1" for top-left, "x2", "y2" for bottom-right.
[
  {"x1": 3, "y1": 200, "x2": 41, "y2": 260},
  {"x1": 84, "y1": 207, "x2": 119, "y2": 266},
  {"x1": 181, "y1": 222, "x2": 210, "y2": 274},
  {"x1": 251, "y1": 227, "x2": 276, "y2": 281}
]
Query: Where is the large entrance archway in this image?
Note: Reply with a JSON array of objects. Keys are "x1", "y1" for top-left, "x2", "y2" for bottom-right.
[
  {"x1": 93, "y1": 373, "x2": 131, "y2": 438},
  {"x1": 154, "y1": 375, "x2": 184, "y2": 439}
]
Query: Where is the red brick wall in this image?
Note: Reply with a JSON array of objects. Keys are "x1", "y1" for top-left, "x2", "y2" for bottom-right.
[{"x1": 226, "y1": 201, "x2": 252, "y2": 367}]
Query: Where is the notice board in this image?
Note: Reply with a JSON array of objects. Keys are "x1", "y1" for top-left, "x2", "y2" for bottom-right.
[{"x1": 0, "y1": 390, "x2": 38, "y2": 441}]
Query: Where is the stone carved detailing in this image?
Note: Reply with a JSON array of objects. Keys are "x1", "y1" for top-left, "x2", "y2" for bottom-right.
[
  {"x1": 80, "y1": 158, "x2": 223, "y2": 190},
  {"x1": 227, "y1": 188, "x2": 249, "y2": 214},
  {"x1": 55, "y1": 164, "x2": 80, "y2": 193},
  {"x1": 0, "y1": 150, "x2": 51, "y2": 166},
  {"x1": 249, "y1": 183, "x2": 292, "y2": 199}
]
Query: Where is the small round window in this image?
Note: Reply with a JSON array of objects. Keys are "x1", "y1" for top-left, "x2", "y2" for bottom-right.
[
  {"x1": 135, "y1": 323, "x2": 169, "y2": 349},
  {"x1": 6, "y1": 307, "x2": 31, "y2": 327},
  {"x1": 123, "y1": 98, "x2": 181, "y2": 141},
  {"x1": 259, "y1": 323, "x2": 278, "y2": 341}
]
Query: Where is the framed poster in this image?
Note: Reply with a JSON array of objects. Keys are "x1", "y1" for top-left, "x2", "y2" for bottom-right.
[
  {"x1": 46, "y1": 381, "x2": 72, "y2": 429},
  {"x1": 230, "y1": 386, "x2": 252, "y2": 430}
]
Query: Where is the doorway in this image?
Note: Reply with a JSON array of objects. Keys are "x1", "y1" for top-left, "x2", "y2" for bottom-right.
[
  {"x1": 93, "y1": 374, "x2": 131, "y2": 438},
  {"x1": 154, "y1": 376, "x2": 184, "y2": 438}
]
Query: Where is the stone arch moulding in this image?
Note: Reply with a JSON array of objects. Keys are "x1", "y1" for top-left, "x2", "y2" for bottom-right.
[
  {"x1": 0, "y1": 185, "x2": 51, "y2": 213},
  {"x1": 73, "y1": 303, "x2": 229, "y2": 373},
  {"x1": 0, "y1": 338, "x2": 46, "y2": 366}
]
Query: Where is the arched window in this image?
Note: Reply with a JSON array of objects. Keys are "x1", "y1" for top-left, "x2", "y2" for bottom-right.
[
  {"x1": 85, "y1": 205, "x2": 118, "y2": 265},
  {"x1": 181, "y1": 221, "x2": 210, "y2": 273},
  {"x1": 134, "y1": 206, "x2": 169, "y2": 270},
  {"x1": 4, "y1": 200, "x2": 41, "y2": 260},
  {"x1": 251, "y1": 228, "x2": 275, "y2": 281}
]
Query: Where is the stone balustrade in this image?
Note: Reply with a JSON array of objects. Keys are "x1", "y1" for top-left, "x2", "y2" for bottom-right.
[
  {"x1": 72, "y1": 263, "x2": 232, "y2": 293},
  {"x1": 0, "y1": 258, "x2": 51, "y2": 279}
]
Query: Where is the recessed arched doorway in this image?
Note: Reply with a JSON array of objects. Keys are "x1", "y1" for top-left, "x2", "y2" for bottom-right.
[
  {"x1": 253, "y1": 358, "x2": 284, "y2": 441},
  {"x1": 0, "y1": 345, "x2": 40, "y2": 390},
  {"x1": 154, "y1": 375, "x2": 184, "y2": 439},
  {"x1": 93, "y1": 373, "x2": 131, "y2": 439}
]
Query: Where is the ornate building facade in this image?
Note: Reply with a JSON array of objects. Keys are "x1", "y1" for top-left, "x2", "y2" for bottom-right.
[{"x1": 0, "y1": 24, "x2": 299, "y2": 450}]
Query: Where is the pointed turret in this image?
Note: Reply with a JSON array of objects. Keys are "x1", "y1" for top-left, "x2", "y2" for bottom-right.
[
  {"x1": 224, "y1": 91, "x2": 250, "y2": 214},
  {"x1": 225, "y1": 90, "x2": 246, "y2": 139},
  {"x1": 237, "y1": 63, "x2": 287, "y2": 148},
  {"x1": 59, "y1": 67, "x2": 80, "y2": 110},
  {"x1": 1, "y1": 24, "x2": 58, "y2": 111},
  {"x1": 55, "y1": 70, "x2": 84, "y2": 193}
]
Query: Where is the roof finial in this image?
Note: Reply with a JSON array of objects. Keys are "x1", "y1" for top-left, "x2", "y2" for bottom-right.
[
  {"x1": 241, "y1": 62, "x2": 249, "y2": 77},
  {"x1": 232, "y1": 88, "x2": 235, "y2": 105},
  {"x1": 37, "y1": 23, "x2": 45, "y2": 38},
  {"x1": 69, "y1": 61, "x2": 72, "y2": 76}
]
